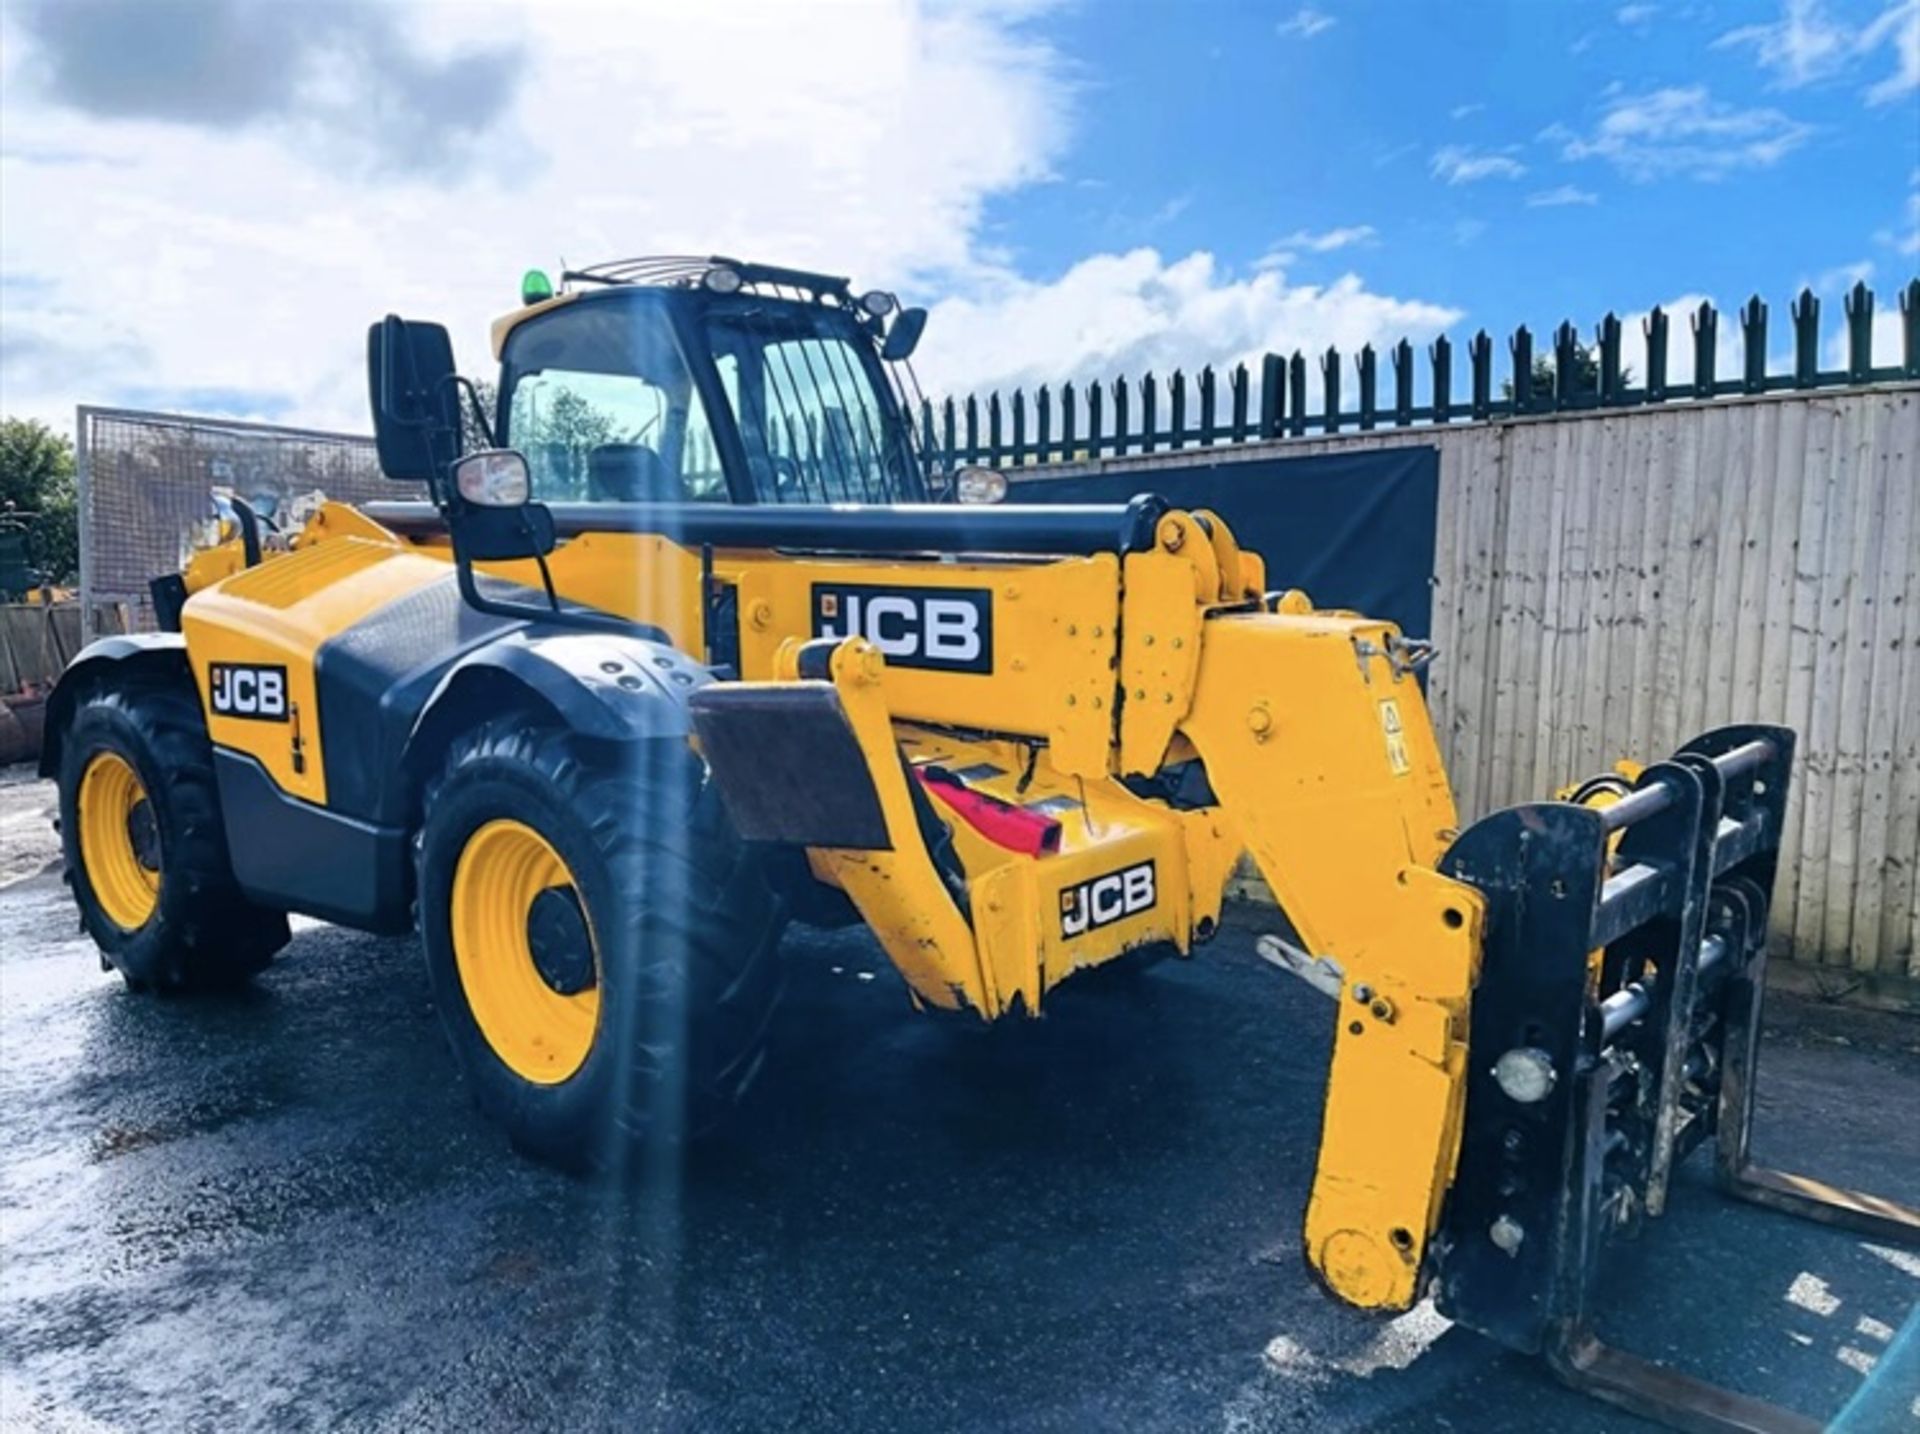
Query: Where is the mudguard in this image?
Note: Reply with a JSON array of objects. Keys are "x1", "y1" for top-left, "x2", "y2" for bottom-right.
[
  {"x1": 38, "y1": 633, "x2": 191, "y2": 778},
  {"x1": 401, "y1": 631, "x2": 712, "y2": 797}
]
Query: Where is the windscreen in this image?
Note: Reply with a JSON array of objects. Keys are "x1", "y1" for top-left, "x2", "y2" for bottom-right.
[
  {"x1": 705, "y1": 302, "x2": 927, "y2": 503},
  {"x1": 499, "y1": 299, "x2": 728, "y2": 504}
]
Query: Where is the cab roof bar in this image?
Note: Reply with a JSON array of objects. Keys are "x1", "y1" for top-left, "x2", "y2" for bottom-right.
[{"x1": 362, "y1": 495, "x2": 1171, "y2": 559}]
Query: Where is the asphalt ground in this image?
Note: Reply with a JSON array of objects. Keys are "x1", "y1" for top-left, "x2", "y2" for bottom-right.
[{"x1": 1, "y1": 765, "x2": 1917, "y2": 1432}]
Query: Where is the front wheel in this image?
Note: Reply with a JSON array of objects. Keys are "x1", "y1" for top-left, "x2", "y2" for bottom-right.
[
  {"x1": 416, "y1": 720, "x2": 785, "y2": 1171},
  {"x1": 57, "y1": 681, "x2": 289, "y2": 991}
]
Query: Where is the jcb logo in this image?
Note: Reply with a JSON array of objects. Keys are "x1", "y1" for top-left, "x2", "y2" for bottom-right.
[
  {"x1": 812, "y1": 583, "x2": 993, "y2": 674},
  {"x1": 209, "y1": 663, "x2": 289, "y2": 721},
  {"x1": 1060, "y1": 860, "x2": 1156, "y2": 939}
]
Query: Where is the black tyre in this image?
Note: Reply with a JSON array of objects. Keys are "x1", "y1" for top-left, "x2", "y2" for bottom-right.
[
  {"x1": 57, "y1": 680, "x2": 290, "y2": 991},
  {"x1": 416, "y1": 719, "x2": 785, "y2": 1172}
]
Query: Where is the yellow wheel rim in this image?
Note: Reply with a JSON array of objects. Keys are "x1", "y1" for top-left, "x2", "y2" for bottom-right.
[
  {"x1": 77, "y1": 750, "x2": 160, "y2": 930},
  {"x1": 450, "y1": 819, "x2": 601, "y2": 1085}
]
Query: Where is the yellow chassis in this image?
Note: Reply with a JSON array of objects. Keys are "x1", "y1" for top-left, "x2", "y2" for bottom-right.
[{"x1": 182, "y1": 497, "x2": 1486, "y2": 1312}]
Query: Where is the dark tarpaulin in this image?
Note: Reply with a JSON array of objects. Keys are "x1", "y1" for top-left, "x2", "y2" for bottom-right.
[{"x1": 1009, "y1": 445, "x2": 1441, "y2": 640}]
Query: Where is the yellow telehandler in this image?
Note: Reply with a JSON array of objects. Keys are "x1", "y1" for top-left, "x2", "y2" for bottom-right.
[{"x1": 42, "y1": 256, "x2": 1916, "y2": 1430}]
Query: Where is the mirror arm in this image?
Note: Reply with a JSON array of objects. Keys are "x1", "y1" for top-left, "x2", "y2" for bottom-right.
[
  {"x1": 437, "y1": 373, "x2": 499, "y2": 451},
  {"x1": 449, "y1": 543, "x2": 660, "y2": 639}
]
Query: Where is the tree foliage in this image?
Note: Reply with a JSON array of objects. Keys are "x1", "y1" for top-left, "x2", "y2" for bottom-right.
[
  {"x1": 1501, "y1": 345, "x2": 1632, "y2": 405},
  {"x1": 460, "y1": 379, "x2": 500, "y2": 453},
  {"x1": 0, "y1": 416, "x2": 80, "y2": 588}
]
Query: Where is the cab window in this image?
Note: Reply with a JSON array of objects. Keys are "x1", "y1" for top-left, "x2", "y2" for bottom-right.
[{"x1": 500, "y1": 299, "x2": 724, "y2": 504}]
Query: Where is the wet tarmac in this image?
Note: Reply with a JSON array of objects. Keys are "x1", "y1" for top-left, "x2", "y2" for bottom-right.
[{"x1": 2, "y1": 768, "x2": 1917, "y2": 1431}]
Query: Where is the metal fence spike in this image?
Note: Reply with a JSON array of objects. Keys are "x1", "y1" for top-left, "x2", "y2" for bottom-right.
[
  {"x1": 1432, "y1": 333, "x2": 1454, "y2": 424},
  {"x1": 1598, "y1": 313, "x2": 1624, "y2": 406},
  {"x1": 1791, "y1": 288, "x2": 1819, "y2": 388},
  {"x1": 1645, "y1": 307, "x2": 1669, "y2": 403},
  {"x1": 1903, "y1": 280, "x2": 1920, "y2": 379},
  {"x1": 1843, "y1": 282, "x2": 1873, "y2": 384},
  {"x1": 1743, "y1": 295, "x2": 1769, "y2": 394},
  {"x1": 1692, "y1": 300, "x2": 1718, "y2": 398}
]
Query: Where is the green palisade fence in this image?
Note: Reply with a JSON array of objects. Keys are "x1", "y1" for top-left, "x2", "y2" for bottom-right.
[{"x1": 923, "y1": 278, "x2": 1920, "y2": 470}]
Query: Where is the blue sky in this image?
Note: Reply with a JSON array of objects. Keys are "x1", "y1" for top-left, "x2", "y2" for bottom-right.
[
  {"x1": 970, "y1": 0, "x2": 1917, "y2": 378},
  {"x1": 0, "y1": 0, "x2": 1914, "y2": 431}
]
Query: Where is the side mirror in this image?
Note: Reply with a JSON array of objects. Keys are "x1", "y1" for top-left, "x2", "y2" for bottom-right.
[
  {"x1": 453, "y1": 450, "x2": 531, "y2": 507},
  {"x1": 449, "y1": 449, "x2": 555, "y2": 561},
  {"x1": 882, "y1": 307, "x2": 928, "y2": 362},
  {"x1": 366, "y1": 315, "x2": 460, "y2": 482}
]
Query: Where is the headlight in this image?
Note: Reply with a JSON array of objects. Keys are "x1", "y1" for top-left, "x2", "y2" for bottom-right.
[
  {"x1": 702, "y1": 266, "x2": 744, "y2": 295},
  {"x1": 1492, "y1": 1046, "x2": 1557, "y2": 1103},
  {"x1": 858, "y1": 289, "x2": 897, "y2": 318},
  {"x1": 954, "y1": 466, "x2": 1008, "y2": 505},
  {"x1": 454, "y1": 450, "x2": 532, "y2": 508}
]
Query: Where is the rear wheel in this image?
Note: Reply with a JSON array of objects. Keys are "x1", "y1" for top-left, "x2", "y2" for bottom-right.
[
  {"x1": 57, "y1": 681, "x2": 290, "y2": 991},
  {"x1": 416, "y1": 719, "x2": 785, "y2": 1171}
]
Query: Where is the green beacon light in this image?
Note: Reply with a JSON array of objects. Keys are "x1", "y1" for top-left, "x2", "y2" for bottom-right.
[{"x1": 521, "y1": 269, "x2": 554, "y2": 305}]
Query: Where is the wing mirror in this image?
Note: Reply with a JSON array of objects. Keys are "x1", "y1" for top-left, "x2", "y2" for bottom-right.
[
  {"x1": 449, "y1": 449, "x2": 555, "y2": 561},
  {"x1": 367, "y1": 315, "x2": 460, "y2": 482},
  {"x1": 453, "y1": 450, "x2": 531, "y2": 507}
]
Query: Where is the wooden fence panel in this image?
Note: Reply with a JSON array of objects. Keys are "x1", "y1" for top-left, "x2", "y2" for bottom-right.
[{"x1": 1011, "y1": 384, "x2": 1920, "y2": 986}]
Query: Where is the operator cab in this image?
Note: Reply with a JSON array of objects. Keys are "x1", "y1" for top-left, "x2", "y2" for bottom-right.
[
  {"x1": 494, "y1": 257, "x2": 931, "y2": 507},
  {"x1": 364, "y1": 256, "x2": 1024, "y2": 637}
]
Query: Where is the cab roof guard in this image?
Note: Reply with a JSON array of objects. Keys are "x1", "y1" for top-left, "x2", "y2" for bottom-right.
[{"x1": 560, "y1": 256, "x2": 854, "y2": 305}]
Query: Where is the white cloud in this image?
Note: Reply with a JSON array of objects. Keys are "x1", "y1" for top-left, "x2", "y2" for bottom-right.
[
  {"x1": 1254, "y1": 224, "x2": 1375, "y2": 271},
  {"x1": 1617, "y1": 5, "x2": 1658, "y2": 26},
  {"x1": 1717, "y1": 0, "x2": 1918, "y2": 105},
  {"x1": 1810, "y1": 259, "x2": 1875, "y2": 293},
  {"x1": 1719, "y1": 0, "x2": 1851, "y2": 84},
  {"x1": 0, "y1": 1, "x2": 1072, "y2": 428},
  {"x1": 1878, "y1": 188, "x2": 1920, "y2": 255},
  {"x1": 1860, "y1": 0, "x2": 1920, "y2": 103},
  {"x1": 915, "y1": 249, "x2": 1462, "y2": 401},
  {"x1": 1552, "y1": 86, "x2": 1813, "y2": 180},
  {"x1": 1275, "y1": 225, "x2": 1378, "y2": 253},
  {"x1": 1148, "y1": 192, "x2": 1194, "y2": 227},
  {"x1": 1527, "y1": 184, "x2": 1600, "y2": 207},
  {"x1": 1452, "y1": 218, "x2": 1489, "y2": 247},
  {"x1": 1430, "y1": 144, "x2": 1527, "y2": 184},
  {"x1": 1449, "y1": 102, "x2": 1486, "y2": 120},
  {"x1": 0, "y1": 1, "x2": 1467, "y2": 437},
  {"x1": 1276, "y1": 8, "x2": 1336, "y2": 39}
]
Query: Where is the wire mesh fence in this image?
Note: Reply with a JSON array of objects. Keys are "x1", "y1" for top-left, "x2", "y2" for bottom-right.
[{"x1": 76, "y1": 407, "x2": 384, "y2": 635}]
